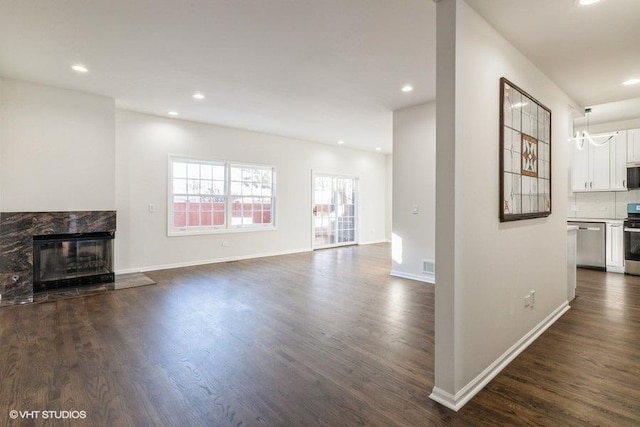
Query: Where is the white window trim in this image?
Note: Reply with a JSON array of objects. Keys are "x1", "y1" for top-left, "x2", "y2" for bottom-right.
[{"x1": 167, "y1": 155, "x2": 277, "y2": 237}]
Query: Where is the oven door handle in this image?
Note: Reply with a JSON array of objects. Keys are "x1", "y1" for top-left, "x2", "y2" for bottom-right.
[
  {"x1": 578, "y1": 227, "x2": 601, "y2": 231},
  {"x1": 624, "y1": 228, "x2": 640, "y2": 233}
]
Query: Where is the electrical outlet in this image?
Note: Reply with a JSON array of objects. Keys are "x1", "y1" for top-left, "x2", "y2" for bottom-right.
[
  {"x1": 524, "y1": 290, "x2": 536, "y2": 308},
  {"x1": 530, "y1": 290, "x2": 535, "y2": 307},
  {"x1": 221, "y1": 240, "x2": 230, "y2": 247}
]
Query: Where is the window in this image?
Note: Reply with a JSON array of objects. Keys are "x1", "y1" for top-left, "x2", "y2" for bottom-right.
[{"x1": 169, "y1": 156, "x2": 276, "y2": 235}]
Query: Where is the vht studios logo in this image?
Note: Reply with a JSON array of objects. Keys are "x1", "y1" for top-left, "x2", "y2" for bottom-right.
[{"x1": 9, "y1": 410, "x2": 87, "y2": 420}]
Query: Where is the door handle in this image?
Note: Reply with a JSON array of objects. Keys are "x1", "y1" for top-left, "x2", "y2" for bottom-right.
[{"x1": 624, "y1": 228, "x2": 640, "y2": 233}]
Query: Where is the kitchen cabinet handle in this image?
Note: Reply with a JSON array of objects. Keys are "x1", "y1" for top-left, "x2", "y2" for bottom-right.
[
  {"x1": 590, "y1": 182, "x2": 593, "y2": 189},
  {"x1": 578, "y1": 227, "x2": 602, "y2": 231},
  {"x1": 623, "y1": 179, "x2": 626, "y2": 187},
  {"x1": 624, "y1": 228, "x2": 640, "y2": 233}
]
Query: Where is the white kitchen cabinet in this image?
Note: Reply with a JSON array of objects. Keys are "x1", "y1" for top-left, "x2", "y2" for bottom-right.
[
  {"x1": 606, "y1": 221, "x2": 624, "y2": 272},
  {"x1": 571, "y1": 138, "x2": 610, "y2": 191},
  {"x1": 571, "y1": 130, "x2": 627, "y2": 192},
  {"x1": 590, "y1": 142, "x2": 610, "y2": 190},
  {"x1": 571, "y1": 142, "x2": 589, "y2": 192},
  {"x1": 610, "y1": 130, "x2": 628, "y2": 190},
  {"x1": 626, "y1": 128, "x2": 640, "y2": 164},
  {"x1": 571, "y1": 141, "x2": 590, "y2": 192}
]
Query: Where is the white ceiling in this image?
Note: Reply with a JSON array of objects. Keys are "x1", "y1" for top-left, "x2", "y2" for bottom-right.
[
  {"x1": 465, "y1": 0, "x2": 640, "y2": 109},
  {"x1": 0, "y1": 0, "x2": 435, "y2": 153},
  {"x1": 0, "y1": 0, "x2": 638, "y2": 153}
]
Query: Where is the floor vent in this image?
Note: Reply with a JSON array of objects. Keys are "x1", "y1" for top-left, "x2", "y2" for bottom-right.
[{"x1": 422, "y1": 259, "x2": 435, "y2": 275}]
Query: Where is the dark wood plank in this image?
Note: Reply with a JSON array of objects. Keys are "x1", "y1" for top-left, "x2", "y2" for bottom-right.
[{"x1": 0, "y1": 245, "x2": 639, "y2": 426}]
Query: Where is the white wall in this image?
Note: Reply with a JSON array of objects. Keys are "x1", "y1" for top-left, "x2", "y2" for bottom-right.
[
  {"x1": 0, "y1": 78, "x2": 3, "y2": 215},
  {"x1": 0, "y1": 79, "x2": 115, "y2": 211},
  {"x1": 432, "y1": 0, "x2": 572, "y2": 410},
  {"x1": 115, "y1": 110, "x2": 387, "y2": 272},
  {"x1": 385, "y1": 154, "x2": 393, "y2": 242},
  {"x1": 391, "y1": 102, "x2": 436, "y2": 282}
]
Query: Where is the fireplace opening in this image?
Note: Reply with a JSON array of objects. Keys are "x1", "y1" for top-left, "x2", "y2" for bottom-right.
[{"x1": 33, "y1": 232, "x2": 115, "y2": 292}]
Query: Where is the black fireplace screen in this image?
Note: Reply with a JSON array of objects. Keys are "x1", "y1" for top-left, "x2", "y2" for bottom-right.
[{"x1": 33, "y1": 232, "x2": 114, "y2": 292}]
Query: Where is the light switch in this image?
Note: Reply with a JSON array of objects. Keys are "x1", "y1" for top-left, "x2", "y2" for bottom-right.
[
  {"x1": 412, "y1": 205, "x2": 419, "y2": 215},
  {"x1": 148, "y1": 204, "x2": 156, "y2": 213}
]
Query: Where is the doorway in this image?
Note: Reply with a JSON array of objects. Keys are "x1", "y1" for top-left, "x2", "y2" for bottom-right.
[{"x1": 312, "y1": 174, "x2": 358, "y2": 249}]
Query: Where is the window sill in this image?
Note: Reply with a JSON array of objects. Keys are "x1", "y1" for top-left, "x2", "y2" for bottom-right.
[{"x1": 168, "y1": 226, "x2": 277, "y2": 237}]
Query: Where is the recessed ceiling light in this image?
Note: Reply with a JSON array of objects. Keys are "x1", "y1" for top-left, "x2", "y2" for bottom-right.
[
  {"x1": 71, "y1": 64, "x2": 88, "y2": 73},
  {"x1": 375, "y1": 147, "x2": 382, "y2": 151},
  {"x1": 338, "y1": 140, "x2": 345, "y2": 145},
  {"x1": 623, "y1": 78, "x2": 640, "y2": 86},
  {"x1": 193, "y1": 92, "x2": 205, "y2": 100},
  {"x1": 401, "y1": 85, "x2": 414, "y2": 93},
  {"x1": 578, "y1": 0, "x2": 600, "y2": 5},
  {"x1": 168, "y1": 111, "x2": 179, "y2": 116}
]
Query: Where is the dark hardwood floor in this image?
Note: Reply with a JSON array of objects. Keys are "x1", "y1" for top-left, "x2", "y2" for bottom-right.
[{"x1": 1, "y1": 244, "x2": 639, "y2": 426}]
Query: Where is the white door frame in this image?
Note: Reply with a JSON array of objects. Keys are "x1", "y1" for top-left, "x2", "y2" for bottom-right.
[{"x1": 311, "y1": 171, "x2": 360, "y2": 250}]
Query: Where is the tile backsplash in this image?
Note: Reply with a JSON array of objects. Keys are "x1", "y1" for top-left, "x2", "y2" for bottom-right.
[{"x1": 567, "y1": 189, "x2": 640, "y2": 219}]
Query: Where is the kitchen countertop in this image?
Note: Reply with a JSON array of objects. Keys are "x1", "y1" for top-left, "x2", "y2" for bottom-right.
[{"x1": 568, "y1": 218, "x2": 624, "y2": 223}]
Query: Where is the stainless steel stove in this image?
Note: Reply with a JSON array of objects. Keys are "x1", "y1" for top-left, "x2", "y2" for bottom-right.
[{"x1": 624, "y1": 203, "x2": 640, "y2": 275}]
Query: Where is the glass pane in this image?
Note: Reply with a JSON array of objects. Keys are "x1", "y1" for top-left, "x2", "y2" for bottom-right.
[
  {"x1": 512, "y1": 174, "x2": 521, "y2": 214},
  {"x1": 173, "y1": 195, "x2": 187, "y2": 211},
  {"x1": 213, "y1": 165, "x2": 225, "y2": 180},
  {"x1": 231, "y1": 198, "x2": 243, "y2": 225},
  {"x1": 187, "y1": 179, "x2": 200, "y2": 194},
  {"x1": 173, "y1": 178, "x2": 187, "y2": 194},
  {"x1": 230, "y1": 167, "x2": 241, "y2": 181},
  {"x1": 522, "y1": 97, "x2": 537, "y2": 138},
  {"x1": 503, "y1": 84, "x2": 513, "y2": 130},
  {"x1": 507, "y1": 87, "x2": 522, "y2": 131},
  {"x1": 187, "y1": 196, "x2": 200, "y2": 226},
  {"x1": 201, "y1": 180, "x2": 213, "y2": 195},
  {"x1": 230, "y1": 181, "x2": 242, "y2": 195},
  {"x1": 503, "y1": 172, "x2": 512, "y2": 215},
  {"x1": 201, "y1": 164, "x2": 213, "y2": 180},
  {"x1": 188, "y1": 163, "x2": 200, "y2": 179},
  {"x1": 173, "y1": 162, "x2": 187, "y2": 178},
  {"x1": 213, "y1": 180, "x2": 225, "y2": 194}
]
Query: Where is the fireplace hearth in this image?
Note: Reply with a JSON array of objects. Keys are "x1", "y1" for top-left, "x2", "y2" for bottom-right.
[
  {"x1": 33, "y1": 232, "x2": 114, "y2": 292},
  {"x1": 0, "y1": 211, "x2": 117, "y2": 305}
]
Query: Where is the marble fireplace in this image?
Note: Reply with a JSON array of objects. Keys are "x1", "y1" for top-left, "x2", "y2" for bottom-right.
[{"x1": 0, "y1": 211, "x2": 116, "y2": 305}]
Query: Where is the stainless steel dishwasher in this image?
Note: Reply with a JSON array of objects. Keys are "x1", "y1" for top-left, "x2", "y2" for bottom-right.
[{"x1": 567, "y1": 221, "x2": 606, "y2": 270}]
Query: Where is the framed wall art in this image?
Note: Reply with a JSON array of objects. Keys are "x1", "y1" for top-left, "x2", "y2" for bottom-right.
[{"x1": 499, "y1": 77, "x2": 552, "y2": 222}]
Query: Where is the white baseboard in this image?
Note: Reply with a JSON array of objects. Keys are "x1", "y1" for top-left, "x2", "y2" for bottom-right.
[
  {"x1": 606, "y1": 265, "x2": 625, "y2": 274},
  {"x1": 115, "y1": 248, "x2": 312, "y2": 275},
  {"x1": 390, "y1": 270, "x2": 435, "y2": 284},
  {"x1": 359, "y1": 239, "x2": 389, "y2": 245},
  {"x1": 429, "y1": 300, "x2": 571, "y2": 411}
]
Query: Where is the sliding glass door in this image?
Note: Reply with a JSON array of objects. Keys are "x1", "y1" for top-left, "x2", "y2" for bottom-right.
[{"x1": 312, "y1": 174, "x2": 357, "y2": 249}]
